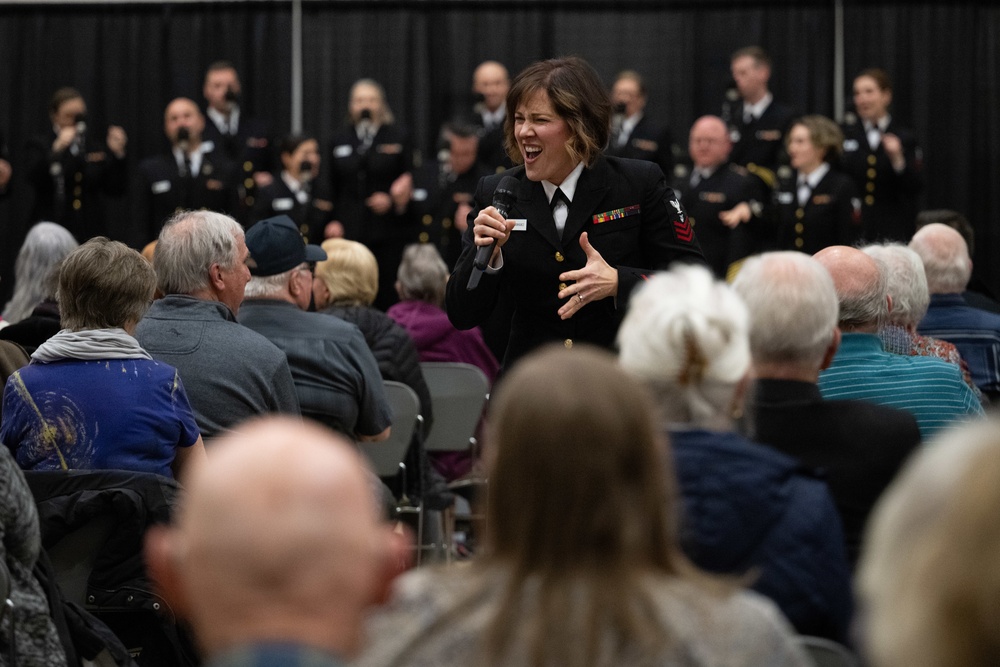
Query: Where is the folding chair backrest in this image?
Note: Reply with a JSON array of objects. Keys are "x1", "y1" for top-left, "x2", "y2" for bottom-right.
[
  {"x1": 359, "y1": 380, "x2": 422, "y2": 479},
  {"x1": 419, "y1": 362, "x2": 490, "y2": 454}
]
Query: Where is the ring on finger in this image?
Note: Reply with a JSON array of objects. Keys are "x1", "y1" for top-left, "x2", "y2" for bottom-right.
[{"x1": 577, "y1": 293, "x2": 584, "y2": 303}]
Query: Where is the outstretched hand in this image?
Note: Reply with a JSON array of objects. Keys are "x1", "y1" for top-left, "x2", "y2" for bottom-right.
[{"x1": 557, "y1": 232, "x2": 619, "y2": 320}]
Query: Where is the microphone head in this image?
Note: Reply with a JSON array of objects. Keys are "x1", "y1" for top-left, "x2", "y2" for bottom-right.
[
  {"x1": 176, "y1": 126, "x2": 190, "y2": 145},
  {"x1": 726, "y1": 84, "x2": 740, "y2": 102},
  {"x1": 491, "y1": 175, "x2": 519, "y2": 219},
  {"x1": 299, "y1": 159, "x2": 314, "y2": 174},
  {"x1": 359, "y1": 108, "x2": 373, "y2": 122},
  {"x1": 74, "y1": 113, "x2": 87, "y2": 134},
  {"x1": 224, "y1": 87, "x2": 240, "y2": 104},
  {"x1": 613, "y1": 102, "x2": 627, "y2": 116}
]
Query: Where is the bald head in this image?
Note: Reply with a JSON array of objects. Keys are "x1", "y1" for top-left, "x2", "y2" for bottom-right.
[
  {"x1": 473, "y1": 60, "x2": 510, "y2": 112},
  {"x1": 813, "y1": 245, "x2": 889, "y2": 332},
  {"x1": 688, "y1": 115, "x2": 732, "y2": 170},
  {"x1": 909, "y1": 223, "x2": 973, "y2": 294},
  {"x1": 146, "y1": 416, "x2": 395, "y2": 659}
]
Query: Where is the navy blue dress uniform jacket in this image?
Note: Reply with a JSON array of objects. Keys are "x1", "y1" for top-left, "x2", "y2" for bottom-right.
[
  {"x1": 202, "y1": 112, "x2": 273, "y2": 223},
  {"x1": 446, "y1": 157, "x2": 706, "y2": 369},
  {"x1": 773, "y1": 167, "x2": 862, "y2": 255},
  {"x1": 605, "y1": 114, "x2": 676, "y2": 183},
  {"x1": 671, "y1": 162, "x2": 770, "y2": 279},
  {"x1": 24, "y1": 131, "x2": 127, "y2": 242},
  {"x1": 727, "y1": 100, "x2": 796, "y2": 189},
  {"x1": 136, "y1": 149, "x2": 240, "y2": 244},
  {"x1": 251, "y1": 174, "x2": 328, "y2": 244},
  {"x1": 840, "y1": 118, "x2": 923, "y2": 243}
]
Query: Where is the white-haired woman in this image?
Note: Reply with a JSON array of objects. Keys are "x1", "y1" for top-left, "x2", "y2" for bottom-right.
[
  {"x1": 0, "y1": 222, "x2": 77, "y2": 352},
  {"x1": 617, "y1": 263, "x2": 853, "y2": 643}
]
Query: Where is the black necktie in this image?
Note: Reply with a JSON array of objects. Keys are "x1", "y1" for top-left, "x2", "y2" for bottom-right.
[{"x1": 551, "y1": 187, "x2": 570, "y2": 238}]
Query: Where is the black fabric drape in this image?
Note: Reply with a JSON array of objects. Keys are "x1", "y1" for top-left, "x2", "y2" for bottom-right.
[{"x1": 1, "y1": 1, "x2": 998, "y2": 306}]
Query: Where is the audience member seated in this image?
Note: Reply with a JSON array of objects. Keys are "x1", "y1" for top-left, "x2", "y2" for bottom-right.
[
  {"x1": 857, "y1": 417, "x2": 1000, "y2": 667},
  {"x1": 239, "y1": 215, "x2": 391, "y2": 443},
  {"x1": 909, "y1": 223, "x2": 1000, "y2": 401},
  {"x1": 1, "y1": 238, "x2": 206, "y2": 479},
  {"x1": 0, "y1": 444, "x2": 67, "y2": 666},
  {"x1": 0, "y1": 222, "x2": 78, "y2": 354},
  {"x1": 915, "y1": 208, "x2": 1000, "y2": 314},
  {"x1": 862, "y1": 242, "x2": 980, "y2": 398},
  {"x1": 135, "y1": 209, "x2": 300, "y2": 440},
  {"x1": 617, "y1": 265, "x2": 852, "y2": 642},
  {"x1": 356, "y1": 345, "x2": 813, "y2": 667},
  {"x1": 732, "y1": 251, "x2": 920, "y2": 567},
  {"x1": 814, "y1": 245, "x2": 983, "y2": 439},
  {"x1": 312, "y1": 237, "x2": 439, "y2": 501},
  {"x1": 387, "y1": 243, "x2": 499, "y2": 480},
  {"x1": 145, "y1": 415, "x2": 406, "y2": 666}
]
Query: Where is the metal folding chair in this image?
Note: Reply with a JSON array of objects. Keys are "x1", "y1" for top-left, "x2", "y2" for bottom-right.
[{"x1": 419, "y1": 362, "x2": 491, "y2": 561}]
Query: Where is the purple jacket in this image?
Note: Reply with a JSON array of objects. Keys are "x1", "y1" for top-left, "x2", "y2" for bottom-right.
[{"x1": 387, "y1": 300, "x2": 499, "y2": 386}]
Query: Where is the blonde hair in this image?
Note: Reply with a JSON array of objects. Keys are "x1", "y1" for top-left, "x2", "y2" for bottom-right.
[
  {"x1": 858, "y1": 417, "x2": 1000, "y2": 667},
  {"x1": 315, "y1": 239, "x2": 378, "y2": 307}
]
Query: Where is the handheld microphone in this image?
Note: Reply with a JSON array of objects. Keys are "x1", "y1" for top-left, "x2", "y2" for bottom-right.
[
  {"x1": 466, "y1": 175, "x2": 518, "y2": 290},
  {"x1": 176, "y1": 126, "x2": 191, "y2": 150},
  {"x1": 357, "y1": 109, "x2": 374, "y2": 153},
  {"x1": 74, "y1": 113, "x2": 87, "y2": 136}
]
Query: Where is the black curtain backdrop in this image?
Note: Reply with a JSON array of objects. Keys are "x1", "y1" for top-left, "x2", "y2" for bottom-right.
[{"x1": 1, "y1": 1, "x2": 998, "y2": 305}]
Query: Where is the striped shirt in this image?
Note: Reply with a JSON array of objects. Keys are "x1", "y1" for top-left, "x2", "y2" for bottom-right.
[{"x1": 818, "y1": 333, "x2": 984, "y2": 440}]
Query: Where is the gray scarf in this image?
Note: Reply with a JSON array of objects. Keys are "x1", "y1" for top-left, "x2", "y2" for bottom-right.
[{"x1": 32, "y1": 328, "x2": 152, "y2": 363}]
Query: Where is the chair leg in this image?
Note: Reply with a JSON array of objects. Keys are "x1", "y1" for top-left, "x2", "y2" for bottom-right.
[{"x1": 440, "y1": 504, "x2": 454, "y2": 564}]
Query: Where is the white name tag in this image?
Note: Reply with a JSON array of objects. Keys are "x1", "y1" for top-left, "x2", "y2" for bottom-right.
[
  {"x1": 511, "y1": 218, "x2": 527, "y2": 231},
  {"x1": 412, "y1": 188, "x2": 428, "y2": 202},
  {"x1": 152, "y1": 180, "x2": 172, "y2": 194},
  {"x1": 777, "y1": 192, "x2": 795, "y2": 205},
  {"x1": 272, "y1": 197, "x2": 294, "y2": 211},
  {"x1": 843, "y1": 139, "x2": 860, "y2": 152},
  {"x1": 333, "y1": 144, "x2": 353, "y2": 158}
]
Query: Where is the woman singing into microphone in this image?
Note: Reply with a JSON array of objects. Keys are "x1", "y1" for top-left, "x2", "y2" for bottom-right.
[{"x1": 446, "y1": 56, "x2": 706, "y2": 370}]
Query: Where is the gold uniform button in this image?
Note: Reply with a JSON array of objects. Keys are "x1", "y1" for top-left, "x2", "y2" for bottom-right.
[
  {"x1": 422, "y1": 214, "x2": 432, "y2": 225},
  {"x1": 690, "y1": 217, "x2": 697, "y2": 227},
  {"x1": 564, "y1": 339, "x2": 573, "y2": 349},
  {"x1": 73, "y1": 199, "x2": 82, "y2": 210},
  {"x1": 866, "y1": 182, "x2": 875, "y2": 193},
  {"x1": 794, "y1": 237, "x2": 804, "y2": 249},
  {"x1": 558, "y1": 282, "x2": 568, "y2": 292},
  {"x1": 300, "y1": 225, "x2": 309, "y2": 235},
  {"x1": 865, "y1": 195, "x2": 875, "y2": 205},
  {"x1": 867, "y1": 168, "x2": 877, "y2": 178},
  {"x1": 243, "y1": 161, "x2": 253, "y2": 172},
  {"x1": 73, "y1": 186, "x2": 82, "y2": 196},
  {"x1": 75, "y1": 172, "x2": 83, "y2": 183},
  {"x1": 442, "y1": 218, "x2": 452, "y2": 229},
  {"x1": 794, "y1": 223, "x2": 804, "y2": 234},
  {"x1": 555, "y1": 252, "x2": 565, "y2": 262},
  {"x1": 244, "y1": 178, "x2": 255, "y2": 189},
  {"x1": 795, "y1": 208, "x2": 805, "y2": 220},
  {"x1": 419, "y1": 232, "x2": 429, "y2": 243},
  {"x1": 867, "y1": 155, "x2": 877, "y2": 166}
]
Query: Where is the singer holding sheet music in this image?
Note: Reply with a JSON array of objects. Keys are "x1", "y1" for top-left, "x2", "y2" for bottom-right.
[
  {"x1": 24, "y1": 87, "x2": 128, "y2": 242},
  {"x1": 447, "y1": 56, "x2": 706, "y2": 370}
]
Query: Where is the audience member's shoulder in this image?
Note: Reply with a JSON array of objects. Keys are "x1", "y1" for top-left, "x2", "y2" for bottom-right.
[{"x1": 652, "y1": 578, "x2": 811, "y2": 666}]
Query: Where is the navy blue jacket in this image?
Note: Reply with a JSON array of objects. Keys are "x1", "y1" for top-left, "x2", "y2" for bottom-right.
[{"x1": 670, "y1": 428, "x2": 853, "y2": 643}]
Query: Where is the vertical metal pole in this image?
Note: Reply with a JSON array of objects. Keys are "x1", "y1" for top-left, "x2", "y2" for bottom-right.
[
  {"x1": 833, "y1": 0, "x2": 845, "y2": 122},
  {"x1": 291, "y1": 0, "x2": 303, "y2": 133}
]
